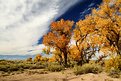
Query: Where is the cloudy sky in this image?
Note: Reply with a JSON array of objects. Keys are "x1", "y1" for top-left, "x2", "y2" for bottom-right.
[
  {"x1": 0, "y1": 0, "x2": 102, "y2": 55},
  {"x1": 0, "y1": 0, "x2": 81, "y2": 55}
]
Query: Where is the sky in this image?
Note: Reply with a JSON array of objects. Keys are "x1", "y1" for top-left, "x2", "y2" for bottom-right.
[{"x1": 0, "y1": 0, "x2": 102, "y2": 55}]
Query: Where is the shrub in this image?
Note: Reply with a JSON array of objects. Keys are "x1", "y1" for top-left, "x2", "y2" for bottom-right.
[
  {"x1": 73, "y1": 63, "x2": 102, "y2": 75},
  {"x1": 47, "y1": 64, "x2": 64, "y2": 72},
  {"x1": 38, "y1": 62, "x2": 49, "y2": 68},
  {"x1": 104, "y1": 55, "x2": 121, "y2": 72},
  {"x1": 0, "y1": 65, "x2": 9, "y2": 72},
  {"x1": 8, "y1": 65, "x2": 19, "y2": 71},
  {"x1": 0, "y1": 60, "x2": 15, "y2": 65},
  {"x1": 22, "y1": 64, "x2": 32, "y2": 69},
  {"x1": 29, "y1": 65, "x2": 45, "y2": 69},
  {"x1": 108, "y1": 68, "x2": 120, "y2": 78},
  {"x1": 0, "y1": 60, "x2": 48, "y2": 72},
  {"x1": 68, "y1": 61, "x2": 78, "y2": 68},
  {"x1": 0, "y1": 64, "x2": 24, "y2": 72},
  {"x1": 73, "y1": 65, "x2": 84, "y2": 75}
]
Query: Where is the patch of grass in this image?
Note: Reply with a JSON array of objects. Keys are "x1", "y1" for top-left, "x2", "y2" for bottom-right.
[
  {"x1": 73, "y1": 63, "x2": 102, "y2": 75},
  {"x1": 47, "y1": 64, "x2": 64, "y2": 72}
]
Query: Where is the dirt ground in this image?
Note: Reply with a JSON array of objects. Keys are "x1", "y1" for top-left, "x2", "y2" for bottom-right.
[{"x1": 0, "y1": 69, "x2": 121, "y2": 81}]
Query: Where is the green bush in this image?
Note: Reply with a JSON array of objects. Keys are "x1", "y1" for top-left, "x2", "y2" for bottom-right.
[
  {"x1": 0, "y1": 65, "x2": 9, "y2": 72},
  {"x1": 29, "y1": 65, "x2": 45, "y2": 69},
  {"x1": 22, "y1": 64, "x2": 32, "y2": 69},
  {"x1": 0, "y1": 60, "x2": 15, "y2": 65},
  {"x1": 47, "y1": 64, "x2": 64, "y2": 72},
  {"x1": 8, "y1": 65, "x2": 19, "y2": 71},
  {"x1": 0, "y1": 60, "x2": 48, "y2": 72},
  {"x1": 73, "y1": 63, "x2": 102, "y2": 75},
  {"x1": 104, "y1": 55, "x2": 121, "y2": 72},
  {"x1": 0, "y1": 64, "x2": 24, "y2": 72},
  {"x1": 68, "y1": 61, "x2": 78, "y2": 68},
  {"x1": 108, "y1": 68, "x2": 120, "y2": 78}
]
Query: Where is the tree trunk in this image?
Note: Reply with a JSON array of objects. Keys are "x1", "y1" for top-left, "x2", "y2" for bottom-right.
[
  {"x1": 59, "y1": 54, "x2": 63, "y2": 65},
  {"x1": 63, "y1": 51, "x2": 67, "y2": 67},
  {"x1": 76, "y1": 41, "x2": 84, "y2": 66}
]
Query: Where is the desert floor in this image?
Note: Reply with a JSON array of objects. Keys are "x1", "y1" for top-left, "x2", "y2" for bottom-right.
[{"x1": 0, "y1": 69, "x2": 121, "y2": 81}]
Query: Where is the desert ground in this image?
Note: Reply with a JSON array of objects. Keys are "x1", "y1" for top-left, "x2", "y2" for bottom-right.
[{"x1": 0, "y1": 69, "x2": 121, "y2": 81}]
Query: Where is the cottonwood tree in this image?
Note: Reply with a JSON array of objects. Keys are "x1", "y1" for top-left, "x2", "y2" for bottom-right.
[
  {"x1": 43, "y1": 19, "x2": 74, "y2": 66},
  {"x1": 74, "y1": 16, "x2": 101, "y2": 65},
  {"x1": 73, "y1": 0, "x2": 121, "y2": 65},
  {"x1": 92, "y1": 0, "x2": 121, "y2": 53}
]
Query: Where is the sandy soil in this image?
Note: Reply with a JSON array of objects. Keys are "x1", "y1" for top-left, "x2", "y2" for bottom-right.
[{"x1": 0, "y1": 69, "x2": 121, "y2": 81}]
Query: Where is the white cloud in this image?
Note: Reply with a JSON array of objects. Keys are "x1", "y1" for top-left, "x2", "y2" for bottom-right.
[{"x1": 0, "y1": 0, "x2": 79, "y2": 55}]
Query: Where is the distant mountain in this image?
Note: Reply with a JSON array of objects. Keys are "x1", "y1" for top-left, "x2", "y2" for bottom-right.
[
  {"x1": 0, "y1": 53, "x2": 53, "y2": 60},
  {"x1": 0, "y1": 55, "x2": 36, "y2": 60}
]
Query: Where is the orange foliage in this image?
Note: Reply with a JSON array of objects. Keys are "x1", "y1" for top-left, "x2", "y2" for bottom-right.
[
  {"x1": 74, "y1": 0, "x2": 121, "y2": 57},
  {"x1": 43, "y1": 19, "x2": 74, "y2": 49},
  {"x1": 34, "y1": 54, "x2": 42, "y2": 62},
  {"x1": 69, "y1": 45, "x2": 81, "y2": 61},
  {"x1": 42, "y1": 47, "x2": 50, "y2": 54},
  {"x1": 42, "y1": 0, "x2": 121, "y2": 65},
  {"x1": 43, "y1": 19, "x2": 74, "y2": 65}
]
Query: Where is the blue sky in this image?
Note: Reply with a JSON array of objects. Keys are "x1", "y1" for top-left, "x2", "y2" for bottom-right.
[{"x1": 0, "y1": 0, "x2": 102, "y2": 55}]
